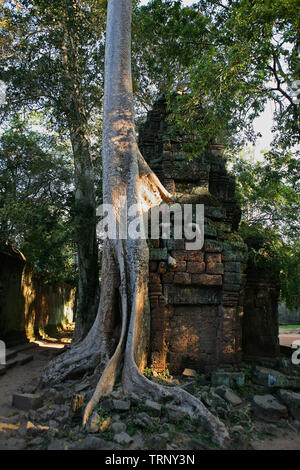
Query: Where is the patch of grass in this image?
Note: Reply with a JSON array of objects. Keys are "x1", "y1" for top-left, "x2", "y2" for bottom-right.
[
  {"x1": 126, "y1": 423, "x2": 138, "y2": 436},
  {"x1": 280, "y1": 324, "x2": 300, "y2": 329},
  {"x1": 96, "y1": 405, "x2": 112, "y2": 426}
]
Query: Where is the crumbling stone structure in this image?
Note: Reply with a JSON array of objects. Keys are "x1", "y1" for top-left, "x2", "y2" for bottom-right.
[
  {"x1": 138, "y1": 97, "x2": 249, "y2": 374},
  {"x1": 242, "y1": 241, "x2": 281, "y2": 360}
]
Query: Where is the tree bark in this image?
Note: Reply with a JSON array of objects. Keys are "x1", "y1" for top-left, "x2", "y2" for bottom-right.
[
  {"x1": 42, "y1": 0, "x2": 230, "y2": 448},
  {"x1": 60, "y1": 5, "x2": 100, "y2": 343}
]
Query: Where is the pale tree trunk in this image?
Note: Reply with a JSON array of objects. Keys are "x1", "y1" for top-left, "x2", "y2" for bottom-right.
[{"x1": 42, "y1": 0, "x2": 230, "y2": 448}]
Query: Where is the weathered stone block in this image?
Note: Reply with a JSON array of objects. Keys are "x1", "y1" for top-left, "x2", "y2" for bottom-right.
[
  {"x1": 149, "y1": 248, "x2": 168, "y2": 260},
  {"x1": 169, "y1": 260, "x2": 187, "y2": 271},
  {"x1": 165, "y1": 404, "x2": 187, "y2": 422},
  {"x1": 12, "y1": 393, "x2": 43, "y2": 411},
  {"x1": 224, "y1": 272, "x2": 242, "y2": 284},
  {"x1": 204, "y1": 240, "x2": 223, "y2": 252},
  {"x1": 253, "y1": 367, "x2": 300, "y2": 390},
  {"x1": 252, "y1": 394, "x2": 288, "y2": 422},
  {"x1": 191, "y1": 274, "x2": 222, "y2": 286},
  {"x1": 158, "y1": 262, "x2": 167, "y2": 274},
  {"x1": 112, "y1": 399, "x2": 131, "y2": 412},
  {"x1": 144, "y1": 399, "x2": 162, "y2": 416},
  {"x1": 224, "y1": 261, "x2": 241, "y2": 272},
  {"x1": 163, "y1": 285, "x2": 221, "y2": 305},
  {"x1": 206, "y1": 262, "x2": 224, "y2": 275},
  {"x1": 186, "y1": 251, "x2": 204, "y2": 262},
  {"x1": 215, "y1": 386, "x2": 242, "y2": 407},
  {"x1": 111, "y1": 422, "x2": 127, "y2": 434},
  {"x1": 149, "y1": 273, "x2": 161, "y2": 284},
  {"x1": 149, "y1": 261, "x2": 158, "y2": 272},
  {"x1": 212, "y1": 371, "x2": 245, "y2": 388},
  {"x1": 170, "y1": 250, "x2": 187, "y2": 261},
  {"x1": 205, "y1": 253, "x2": 222, "y2": 264},
  {"x1": 113, "y1": 432, "x2": 134, "y2": 446},
  {"x1": 186, "y1": 261, "x2": 205, "y2": 273},
  {"x1": 174, "y1": 272, "x2": 191, "y2": 285},
  {"x1": 182, "y1": 368, "x2": 197, "y2": 378},
  {"x1": 162, "y1": 272, "x2": 174, "y2": 283},
  {"x1": 166, "y1": 239, "x2": 185, "y2": 250},
  {"x1": 277, "y1": 389, "x2": 300, "y2": 420},
  {"x1": 149, "y1": 284, "x2": 163, "y2": 294}
]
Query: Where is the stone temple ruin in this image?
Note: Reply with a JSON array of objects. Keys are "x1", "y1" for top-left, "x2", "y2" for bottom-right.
[{"x1": 138, "y1": 97, "x2": 280, "y2": 375}]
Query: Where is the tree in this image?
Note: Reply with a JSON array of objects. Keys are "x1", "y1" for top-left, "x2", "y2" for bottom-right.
[
  {"x1": 0, "y1": 0, "x2": 105, "y2": 341},
  {"x1": 0, "y1": 113, "x2": 75, "y2": 283},
  {"x1": 231, "y1": 148, "x2": 300, "y2": 311},
  {"x1": 132, "y1": 0, "x2": 299, "y2": 152},
  {"x1": 42, "y1": 0, "x2": 229, "y2": 448}
]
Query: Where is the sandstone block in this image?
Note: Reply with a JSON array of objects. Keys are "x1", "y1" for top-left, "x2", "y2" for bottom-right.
[
  {"x1": 206, "y1": 262, "x2": 224, "y2": 275},
  {"x1": 174, "y1": 272, "x2": 191, "y2": 284},
  {"x1": 12, "y1": 393, "x2": 43, "y2": 411},
  {"x1": 145, "y1": 399, "x2": 162, "y2": 416},
  {"x1": 186, "y1": 251, "x2": 204, "y2": 262},
  {"x1": 191, "y1": 274, "x2": 222, "y2": 286},
  {"x1": 162, "y1": 272, "x2": 174, "y2": 283},
  {"x1": 252, "y1": 394, "x2": 288, "y2": 422},
  {"x1": 277, "y1": 389, "x2": 300, "y2": 420},
  {"x1": 112, "y1": 399, "x2": 131, "y2": 411},
  {"x1": 186, "y1": 261, "x2": 205, "y2": 273}
]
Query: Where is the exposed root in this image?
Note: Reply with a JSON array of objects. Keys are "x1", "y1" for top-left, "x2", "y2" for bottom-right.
[{"x1": 123, "y1": 364, "x2": 230, "y2": 449}]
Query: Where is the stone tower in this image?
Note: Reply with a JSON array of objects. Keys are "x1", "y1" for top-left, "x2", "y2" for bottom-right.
[{"x1": 138, "y1": 97, "x2": 248, "y2": 374}]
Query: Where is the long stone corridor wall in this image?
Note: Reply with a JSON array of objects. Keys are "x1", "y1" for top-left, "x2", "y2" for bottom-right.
[{"x1": 0, "y1": 246, "x2": 75, "y2": 346}]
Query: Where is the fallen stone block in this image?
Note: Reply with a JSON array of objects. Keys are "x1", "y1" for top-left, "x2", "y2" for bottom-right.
[
  {"x1": 182, "y1": 368, "x2": 197, "y2": 378},
  {"x1": 252, "y1": 394, "x2": 288, "y2": 422},
  {"x1": 111, "y1": 421, "x2": 126, "y2": 434},
  {"x1": 113, "y1": 432, "x2": 133, "y2": 446},
  {"x1": 215, "y1": 386, "x2": 242, "y2": 406},
  {"x1": 12, "y1": 393, "x2": 43, "y2": 411},
  {"x1": 212, "y1": 371, "x2": 245, "y2": 388},
  {"x1": 144, "y1": 399, "x2": 162, "y2": 416},
  {"x1": 70, "y1": 436, "x2": 120, "y2": 450},
  {"x1": 277, "y1": 389, "x2": 300, "y2": 420},
  {"x1": 165, "y1": 404, "x2": 187, "y2": 422},
  {"x1": 253, "y1": 366, "x2": 300, "y2": 390},
  {"x1": 112, "y1": 399, "x2": 131, "y2": 411}
]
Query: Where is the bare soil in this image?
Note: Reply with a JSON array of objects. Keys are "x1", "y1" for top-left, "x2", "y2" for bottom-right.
[{"x1": 1, "y1": 330, "x2": 300, "y2": 451}]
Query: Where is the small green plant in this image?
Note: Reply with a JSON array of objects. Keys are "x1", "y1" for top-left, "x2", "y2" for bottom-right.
[{"x1": 143, "y1": 367, "x2": 152, "y2": 378}]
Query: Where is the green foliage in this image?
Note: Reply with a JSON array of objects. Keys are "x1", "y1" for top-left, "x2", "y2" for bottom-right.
[
  {"x1": 134, "y1": 0, "x2": 299, "y2": 151},
  {"x1": 0, "y1": 114, "x2": 75, "y2": 283},
  {"x1": 232, "y1": 149, "x2": 300, "y2": 241},
  {"x1": 239, "y1": 222, "x2": 300, "y2": 311}
]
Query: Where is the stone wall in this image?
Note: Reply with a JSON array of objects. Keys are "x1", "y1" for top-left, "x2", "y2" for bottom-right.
[
  {"x1": 0, "y1": 246, "x2": 75, "y2": 346},
  {"x1": 242, "y1": 260, "x2": 280, "y2": 358},
  {"x1": 138, "y1": 97, "x2": 248, "y2": 374},
  {"x1": 278, "y1": 302, "x2": 300, "y2": 325}
]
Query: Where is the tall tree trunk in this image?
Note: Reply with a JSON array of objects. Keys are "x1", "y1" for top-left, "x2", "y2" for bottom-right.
[
  {"x1": 60, "y1": 6, "x2": 100, "y2": 343},
  {"x1": 42, "y1": 0, "x2": 230, "y2": 448},
  {"x1": 70, "y1": 116, "x2": 100, "y2": 343}
]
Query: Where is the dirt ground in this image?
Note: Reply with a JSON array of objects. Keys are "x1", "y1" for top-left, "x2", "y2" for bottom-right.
[
  {"x1": 279, "y1": 327, "x2": 300, "y2": 348},
  {"x1": 0, "y1": 336, "x2": 69, "y2": 450},
  {"x1": 0, "y1": 332, "x2": 300, "y2": 451}
]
